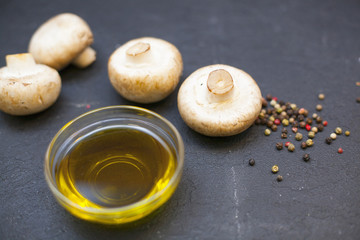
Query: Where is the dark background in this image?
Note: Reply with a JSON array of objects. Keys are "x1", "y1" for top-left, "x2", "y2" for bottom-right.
[{"x1": 1, "y1": 0, "x2": 360, "y2": 239}]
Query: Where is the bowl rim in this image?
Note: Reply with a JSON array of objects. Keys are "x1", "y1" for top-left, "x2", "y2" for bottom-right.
[{"x1": 44, "y1": 105, "x2": 184, "y2": 215}]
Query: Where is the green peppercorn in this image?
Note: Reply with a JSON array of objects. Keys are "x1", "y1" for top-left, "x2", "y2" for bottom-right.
[
  {"x1": 306, "y1": 139, "x2": 314, "y2": 147},
  {"x1": 316, "y1": 104, "x2": 323, "y2": 111},
  {"x1": 290, "y1": 103, "x2": 297, "y2": 110},
  {"x1": 276, "y1": 175, "x2": 283, "y2": 182},
  {"x1": 288, "y1": 143, "x2": 295, "y2": 152},
  {"x1": 308, "y1": 131, "x2": 315, "y2": 139},
  {"x1": 301, "y1": 142, "x2": 307, "y2": 149},
  {"x1": 282, "y1": 119, "x2": 289, "y2": 126},
  {"x1": 264, "y1": 129, "x2": 271, "y2": 136},
  {"x1": 335, "y1": 127, "x2": 342, "y2": 135},
  {"x1": 325, "y1": 137, "x2": 332, "y2": 145},
  {"x1": 249, "y1": 158, "x2": 255, "y2": 166},
  {"x1": 271, "y1": 124, "x2": 278, "y2": 132},
  {"x1": 330, "y1": 133, "x2": 337, "y2": 140},
  {"x1": 276, "y1": 108, "x2": 283, "y2": 114},
  {"x1": 303, "y1": 153, "x2": 310, "y2": 162},
  {"x1": 295, "y1": 133, "x2": 303, "y2": 141},
  {"x1": 318, "y1": 93, "x2": 325, "y2": 100},
  {"x1": 269, "y1": 116, "x2": 275, "y2": 122},
  {"x1": 345, "y1": 130, "x2": 350, "y2": 136},
  {"x1": 272, "y1": 165, "x2": 279, "y2": 173},
  {"x1": 259, "y1": 112, "x2": 265, "y2": 119},
  {"x1": 276, "y1": 142, "x2": 283, "y2": 150}
]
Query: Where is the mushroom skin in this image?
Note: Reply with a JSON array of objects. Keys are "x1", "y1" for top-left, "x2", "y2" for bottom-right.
[
  {"x1": 0, "y1": 53, "x2": 61, "y2": 116},
  {"x1": 28, "y1": 13, "x2": 95, "y2": 70},
  {"x1": 177, "y1": 64, "x2": 262, "y2": 137},
  {"x1": 108, "y1": 37, "x2": 183, "y2": 104}
]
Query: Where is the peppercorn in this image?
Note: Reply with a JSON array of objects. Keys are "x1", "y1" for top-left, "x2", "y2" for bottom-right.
[
  {"x1": 281, "y1": 105, "x2": 287, "y2": 112},
  {"x1": 330, "y1": 133, "x2": 337, "y2": 140},
  {"x1": 292, "y1": 121, "x2": 299, "y2": 128},
  {"x1": 325, "y1": 137, "x2": 332, "y2": 145},
  {"x1": 266, "y1": 120, "x2": 274, "y2": 127},
  {"x1": 299, "y1": 108, "x2": 305, "y2": 115},
  {"x1": 282, "y1": 119, "x2": 289, "y2": 126},
  {"x1": 275, "y1": 103, "x2": 281, "y2": 109},
  {"x1": 279, "y1": 100, "x2": 285, "y2": 106},
  {"x1": 288, "y1": 143, "x2": 295, "y2": 152},
  {"x1": 264, "y1": 129, "x2": 271, "y2": 136},
  {"x1": 281, "y1": 133, "x2": 287, "y2": 139},
  {"x1": 276, "y1": 142, "x2": 283, "y2": 150},
  {"x1": 280, "y1": 111, "x2": 287, "y2": 117},
  {"x1": 289, "y1": 117, "x2": 294, "y2": 124},
  {"x1": 276, "y1": 175, "x2": 283, "y2": 182},
  {"x1": 312, "y1": 113, "x2": 318, "y2": 119},
  {"x1": 303, "y1": 153, "x2": 310, "y2": 162},
  {"x1": 298, "y1": 115, "x2": 305, "y2": 121},
  {"x1": 316, "y1": 116, "x2": 322, "y2": 123},
  {"x1": 266, "y1": 94, "x2": 272, "y2": 101},
  {"x1": 290, "y1": 103, "x2": 297, "y2": 110},
  {"x1": 255, "y1": 118, "x2": 261, "y2": 125},
  {"x1": 260, "y1": 118, "x2": 267, "y2": 125},
  {"x1": 356, "y1": 97, "x2": 360, "y2": 103},
  {"x1": 306, "y1": 139, "x2": 314, "y2": 147},
  {"x1": 271, "y1": 165, "x2": 279, "y2": 173},
  {"x1": 306, "y1": 118, "x2": 313, "y2": 125},
  {"x1": 287, "y1": 109, "x2": 293, "y2": 116},
  {"x1": 318, "y1": 93, "x2": 325, "y2": 100},
  {"x1": 274, "y1": 119, "x2": 281, "y2": 125},
  {"x1": 271, "y1": 124, "x2": 278, "y2": 132},
  {"x1": 270, "y1": 99, "x2": 277, "y2": 106},
  {"x1": 345, "y1": 130, "x2": 350, "y2": 136},
  {"x1": 272, "y1": 97, "x2": 278, "y2": 101},
  {"x1": 338, "y1": 148, "x2": 343, "y2": 154},
  {"x1": 292, "y1": 127, "x2": 298, "y2": 133},
  {"x1": 311, "y1": 127, "x2": 318, "y2": 133},
  {"x1": 285, "y1": 142, "x2": 290, "y2": 147},
  {"x1": 301, "y1": 142, "x2": 307, "y2": 149},
  {"x1": 317, "y1": 124, "x2": 324, "y2": 132},
  {"x1": 305, "y1": 124, "x2": 311, "y2": 131},
  {"x1": 303, "y1": 109, "x2": 309, "y2": 117},
  {"x1": 308, "y1": 131, "x2": 315, "y2": 139},
  {"x1": 335, "y1": 127, "x2": 342, "y2": 135},
  {"x1": 316, "y1": 104, "x2": 323, "y2": 111},
  {"x1": 281, "y1": 128, "x2": 288, "y2": 134},
  {"x1": 249, "y1": 158, "x2": 255, "y2": 166},
  {"x1": 261, "y1": 98, "x2": 268, "y2": 108},
  {"x1": 269, "y1": 116, "x2": 275, "y2": 122},
  {"x1": 299, "y1": 121, "x2": 306, "y2": 128},
  {"x1": 267, "y1": 109, "x2": 273, "y2": 115},
  {"x1": 295, "y1": 133, "x2": 303, "y2": 141},
  {"x1": 323, "y1": 121, "x2": 328, "y2": 126}
]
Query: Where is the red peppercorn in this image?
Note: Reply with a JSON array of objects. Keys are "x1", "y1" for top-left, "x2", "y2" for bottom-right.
[
  {"x1": 323, "y1": 121, "x2": 328, "y2": 126},
  {"x1": 338, "y1": 148, "x2": 343, "y2": 154},
  {"x1": 274, "y1": 119, "x2": 281, "y2": 125},
  {"x1": 305, "y1": 124, "x2": 311, "y2": 131},
  {"x1": 272, "y1": 97, "x2": 278, "y2": 101},
  {"x1": 285, "y1": 142, "x2": 290, "y2": 147}
]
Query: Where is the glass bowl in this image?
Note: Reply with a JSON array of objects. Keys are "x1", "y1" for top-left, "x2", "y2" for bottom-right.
[{"x1": 44, "y1": 105, "x2": 184, "y2": 224}]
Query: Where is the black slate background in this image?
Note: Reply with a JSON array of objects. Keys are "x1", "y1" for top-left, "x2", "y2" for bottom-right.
[{"x1": 1, "y1": 0, "x2": 360, "y2": 239}]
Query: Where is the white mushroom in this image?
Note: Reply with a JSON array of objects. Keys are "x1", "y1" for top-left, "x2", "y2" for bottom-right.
[
  {"x1": 177, "y1": 64, "x2": 262, "y2": 137},
  {"x1": 0, "y1": 53, "x2": 61, "y2": 115},
  {"x1": 28, "y1": 13, "x2": 96, "y2": 70},
  {"x1": 108, "y1": 37, "x2": 183, "y2": 104}
]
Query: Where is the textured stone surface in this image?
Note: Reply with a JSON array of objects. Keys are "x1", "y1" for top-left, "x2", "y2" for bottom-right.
[{"x1": 1, "y1": 0, "x2": 360, "y2": 239}]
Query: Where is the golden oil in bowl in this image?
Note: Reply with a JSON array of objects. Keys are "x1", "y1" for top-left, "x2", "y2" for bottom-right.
[
  {"x1": 56, "y1": 126, "x2": 176, "y2": 208},
  {"x1": 45, "y1": 106, "x2": 184, "y2": 224}
]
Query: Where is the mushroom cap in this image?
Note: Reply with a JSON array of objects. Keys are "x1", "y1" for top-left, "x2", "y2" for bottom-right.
[
  {"x1": 0, "y1": 55, "x2": 61, "y2": 116},
  {"x1": 177, "y1": 64, "x2": 262, "y2": 137},
  {"x1": 28, "y1": 13, "x2": 93, "y2": 70},
  {"x1": 108, "y1": 37, "x2": 183, "y2": 104}
]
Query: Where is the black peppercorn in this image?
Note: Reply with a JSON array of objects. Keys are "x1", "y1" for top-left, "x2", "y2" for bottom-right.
[
  {"x1": 301, "y1": 142, "x2": 307, "y2": 149},
  {"x1": 299, "y1": 121, "x2": 306, "y2": 128},
  {"x1": 281, "y1": 133, "x2": 287, "y2": 139},
  {"x1": 266, "y1": 94, "x2": 272, "y2": 101},
  {"x1": 286, "y1": 109, "x2": 293, "y2": 116},
  {"x1": 306, "y1": 118, "x2": 313, "y2": 125},
  {"x1": 325, "y1": 137, "x2": 332, "y2": 145},
  {"x1": 292, "y1": 121, "x2": 299, "y2": 128},
  {"x1": 260, "y1": 118, "x2": 267, "y2": 125},
  {"x1": 281, "y1": 128, "x2": 288, "y2": 134},
  {"x1": 357, "y1": 97, "x2": 360, "y2": 103},
  {"x1": 317, "y1": 124, "x2": 324, "y2": 132},
  {"x1": 276, "y1": 142, "x2": 283, "y2": 150},
  {"x1": 266, "y1": 120, "x2": 274, "y2": 127},
  {"x1": 303, "y1": 153, "x2": 310, "y2": 162},
  {"x1": 316, "y1": 116, "x2": 322, "y2": 123},
  {"x1": 267, "y1": 109, "x2": 273, "y2": 115},
  {"x1": 271, "y1": 124, "x2": 278, "y2": 132},
  {"x1": 298, "y1": 115, "x2": 305, "y2": 121},
  {"x1": 249, "y1": 158, "x2": 255, "y2": 166},
  {"x1": 277, "y1": 175, "x2": 283, "y2": 182},
  {"x1": 261, "y1": 98, "x2": 268, "y2": 108},
  {"x1": 279, "y1": 100, "x2": 285, "y2": 106}
]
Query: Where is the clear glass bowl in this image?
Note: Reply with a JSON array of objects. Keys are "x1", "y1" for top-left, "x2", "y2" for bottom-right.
[{"x1": 44, "y1": 106, "x2": 184, "y2": 224}]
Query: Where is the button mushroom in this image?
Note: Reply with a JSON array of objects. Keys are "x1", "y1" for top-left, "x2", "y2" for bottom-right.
[
  {"x1": 0, "y1": 53, "x2": 61, "y2": 115},
  {"x1": 28, "y1": 13, "x2": 96, "y2": 70},
  {"x1": 108, "y1": 37, "x2": 183, "y2": 103},
  {"x1": 177, "y1": 64, "x2": 262, "y2": 137}
]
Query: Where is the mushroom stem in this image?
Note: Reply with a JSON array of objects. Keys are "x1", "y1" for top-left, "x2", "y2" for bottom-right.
[
  {"x1": 125, "y1": 42, "x2": 152, "y2": 64},
  {"x1": 6, "y1": 53, "x2": 36, "y2": 71},
  {"x1": 206, "y1": 69, "x2": 235, "y2": 103},
  {"x1": 71, "y1": 47, "x2": 96, "y2": 68}
]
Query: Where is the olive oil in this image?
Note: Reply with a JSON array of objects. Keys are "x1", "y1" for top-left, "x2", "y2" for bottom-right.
[{"x1": 55, "y1": 126, "x2": 176, "y2": 209}]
